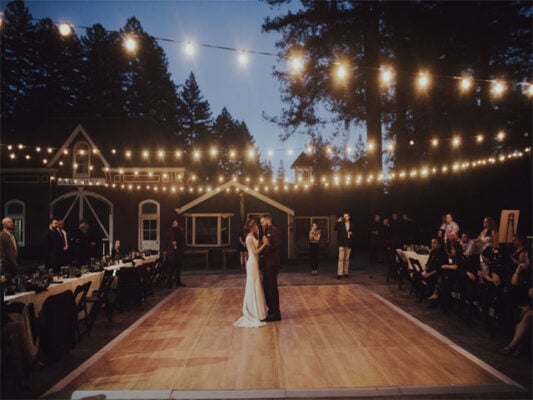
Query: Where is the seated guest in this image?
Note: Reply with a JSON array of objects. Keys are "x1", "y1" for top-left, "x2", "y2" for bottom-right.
[
  {"x1": 111, "y1": 240, "x2": 123, "y2": 260},
  {"x1": 421, "y1": 238, "x2": 448, "y2": 301},
  {"x1": 461, "y1": 233, "x2": 478, "y2": 258},
  {"x1": 427, "y1": 243, "x2": 464, "y2": 308},
  {"x1": 475, "y1": 216, "x2": 499, "y2": 252},
  {"x1": 510, "y1": 237, "x2": 531, "y2": 308},
  {"x1": 502, "y1": 289, "x2": 532, "y2": 357}
]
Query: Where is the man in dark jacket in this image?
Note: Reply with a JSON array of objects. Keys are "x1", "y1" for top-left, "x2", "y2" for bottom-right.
[
  {"x1": 260, "y1": 213, "x2": 282, "y2": 322},
  {"x1": 165, "y1": 219, "x2": 185, "y2": 287},
  {"x1": 45, "y1": 218, "x2": 64, "y2": 271}
]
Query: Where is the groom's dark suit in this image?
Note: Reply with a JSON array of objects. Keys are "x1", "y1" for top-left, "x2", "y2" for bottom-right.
[{"x1": 262, "y1": 223, "x2": 282, "y2": 320}]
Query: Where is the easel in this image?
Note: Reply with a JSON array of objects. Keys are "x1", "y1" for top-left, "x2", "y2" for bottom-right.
[
  {"x1": 498, "y1": 210, "x2": 520, "y2": 256},
  {"x1": 505, "y1": 213, "x2": 515, "y2": 242}
]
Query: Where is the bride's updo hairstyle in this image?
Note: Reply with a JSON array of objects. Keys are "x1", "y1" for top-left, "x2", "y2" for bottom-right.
[{"x1": 244, "y1": 218, "x2": 257, "y2": 234}]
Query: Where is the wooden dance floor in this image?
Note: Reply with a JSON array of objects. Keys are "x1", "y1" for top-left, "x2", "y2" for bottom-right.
[{"x1": 46, "y1": 285, "x2": 523, "y2": 399}]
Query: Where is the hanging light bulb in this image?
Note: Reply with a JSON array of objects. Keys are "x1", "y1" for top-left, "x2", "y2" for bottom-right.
[
  {"x1": 496, "y1": 131, "x2": 506, "y2": 142},
  {"x1": 184, "y1": 41, "x2": 196, "y2": 57},
  {"x1": 335, "y1": 63, "x2": 348, "y2": 81},
  {"x1": 124, "y1": 36, "x2": 137, "y2": 53},
  {"x1": 417, "y1": 72, "x2": 430, "y2": 90},
  {"x1": 452, "y1": 136, "x2": 461, "y2": 148},
  {"x1": 380, "y1": 67, "x2": 394, "y2": 86},
  {"x1": 288, "y1": 56, "x2": 304, "y2": 75},
  {"x1": 460, "y1": 76, "x2": 473, "y2": 92},
  {"x1": 238, "y1": 49, "x2": 248, "y2": 66},
  {"x1": 431, "y1": 138, "x2": 439, "y2": 147},
  {"x1": 491, "y1": 80, "x2": 505, "y2": 96},
  {"x1": 527, "y1": 84, "x2": 533, "y2": 97},
  {"x1": 58, "y1": 23, "x2": 72, "y2": 37}
]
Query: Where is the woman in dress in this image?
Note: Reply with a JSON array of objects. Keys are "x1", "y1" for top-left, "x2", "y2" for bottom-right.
[
  {"x1": 475, "y1": 216, "x2": 499, "y2": 252},
  {"x1": 309, "y1": 222, "x2": 321, "y2": 275},
  {"x1": 234, "y1": 219, "x2": 269, "y2": 328}
]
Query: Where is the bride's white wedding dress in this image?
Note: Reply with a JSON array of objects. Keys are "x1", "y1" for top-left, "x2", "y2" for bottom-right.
[{"x1": 234, "y1": 235, "x2": 268, "y2": 328}]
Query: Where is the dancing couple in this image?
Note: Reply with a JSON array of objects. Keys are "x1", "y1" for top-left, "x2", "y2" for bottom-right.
[{"x1": 234, "y1": 213, "x2": 282, "y2": 328}]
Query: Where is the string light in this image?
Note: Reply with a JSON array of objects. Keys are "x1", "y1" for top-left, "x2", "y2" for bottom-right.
[
  {"x1": 335, "y1": 62, "x2": 348, "y2": 81},
  {"x1": 184, "y1": 41, "x2": 195, "y2": 57},
  {"x1": 431, "y1": 138, "x2": 439, "y2": 147},
  {"x1": 380, "y1": 67, "x2": 394, "y2": 86},
  {"x1": 452, "y1": 136, "x2": 461, "y2": 148},
  {"x1": 460, "y1": 76, "x2": 473, "y2": 91},
  {"x1": 58, "y1": 23, "x2": 72, "y2": 36},
  {"x1": 491, "y1": 80, "x2": 505, "y2": 96},
  {"x1": 289, "y1": 56, "x2": 304, "y2": 75},
  {"x1": 496, "y1": 131, "x2": 505, "y2": 141},
  {"x1": 7, "y1": 15, "x2": 529, "y2": 101},
  {"x1": 417, "y1": 72, "x2": 430, "y2": 90},
  {"x1": 124, "y1": 36, "x2": 137, "y2": 53},
  {"x1": 238, "y1": 50, "x2": 248, "y2": 66},
  {"x1": 476, "y1": 134, "x2": 484, "y2": 143}
]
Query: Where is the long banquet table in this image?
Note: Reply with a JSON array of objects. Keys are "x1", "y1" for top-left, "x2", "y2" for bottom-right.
[{"x1": 4, "y1": 255, "x2": 158, "y2": 316}]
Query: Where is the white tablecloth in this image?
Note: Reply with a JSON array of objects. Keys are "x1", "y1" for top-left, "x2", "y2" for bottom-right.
[
  {"x1": 103, "y1": 255, "x2": 158, "y2": 272},
  {"x1": 4, "y1": 272, "x2": 104, "y2": 316}
]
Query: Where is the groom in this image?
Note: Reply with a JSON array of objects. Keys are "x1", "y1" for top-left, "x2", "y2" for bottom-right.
[{"x1": 260, "y1": 213, "x2": 282, "y2": 322}]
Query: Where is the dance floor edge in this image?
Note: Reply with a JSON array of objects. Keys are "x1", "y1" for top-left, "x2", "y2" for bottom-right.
[{"x1": 41, "y1": 285, "x2": 525, "y2": 399}]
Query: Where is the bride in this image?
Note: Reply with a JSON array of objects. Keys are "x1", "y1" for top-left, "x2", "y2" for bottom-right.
[{"x1": 234, "y1": 219, "x2": 269, "y2": 328}]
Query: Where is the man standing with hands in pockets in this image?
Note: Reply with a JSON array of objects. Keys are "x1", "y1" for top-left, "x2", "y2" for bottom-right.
[{"x1": 335, "y1": 213, "x2": 353, "y2": 279}]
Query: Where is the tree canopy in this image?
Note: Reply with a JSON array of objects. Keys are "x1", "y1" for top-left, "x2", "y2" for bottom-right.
[{"x1": 263, "y1": 0, "x2": 532, "y2": 171}]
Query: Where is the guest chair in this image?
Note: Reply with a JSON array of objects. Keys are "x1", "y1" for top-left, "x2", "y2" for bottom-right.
[
  {"x1": 73, "y1": 281, "x2": 92, "y2": 341},
  {"x1": 409, "y1": 258, "x2": 428, "y2": 301},
  {"x1": 86, "y1": 269, "x2": 116, "y2": 326},
  {"x1": 38, "y1": 290, "x2": 77, "y2": 362},
  {"x1": 116, "y1": 267, "x2": 144, "y2": 310}
]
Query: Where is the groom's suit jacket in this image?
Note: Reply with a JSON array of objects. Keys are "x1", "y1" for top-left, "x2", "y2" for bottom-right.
[{"x1": 263, "y1": 224, "x2": 282, "y2": 267}]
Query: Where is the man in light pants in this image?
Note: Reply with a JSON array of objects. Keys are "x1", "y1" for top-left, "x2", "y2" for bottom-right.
[{"x1": 335, "y1": 213, "x2": 353, "y2": 279}]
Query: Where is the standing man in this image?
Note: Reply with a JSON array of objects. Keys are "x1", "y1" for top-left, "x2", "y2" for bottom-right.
[
  {"x1": 335, "y1": 213, "x2": 353, "y2": 279},
  {"x1": 443, "y1": 213, "x2": 460, "y2": 237},
  {"x1": 45, "y1": 217, "x2": 64, "y2": 271},
  {"x1": 57, "y1": 219, "x2": 69, "y2": 266},
  {"x1": 260, "y1": 213, "x2": 282, "y2": 322},
  {"x1": 72, "y1": 219, "x2": 100, "y2": 266},
  {"x1": 165, "y1": 219, "x2": 185, "y2": 288},
  {"x1": 0, "y1": 217, "x2": 18, "y2": 276}
]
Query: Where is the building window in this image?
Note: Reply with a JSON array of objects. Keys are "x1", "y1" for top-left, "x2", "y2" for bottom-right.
[
  {"x1": 73, "y1": 141, "x2": 91, "y2": 178},
  {"x1": 185, "y1": 214, "x2": 232, "y2": 247},
  {"x1": 138, "y1": 200, "x2": 160, "y2": 251},
  {"x1": 4, "y1": 200, "x2": 25, "y2": 246}
]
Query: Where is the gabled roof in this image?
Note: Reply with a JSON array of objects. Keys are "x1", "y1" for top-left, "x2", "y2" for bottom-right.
[
  {"x1": 176, "y1": 180, "x2": 295, "y2": 216},
  {"x1": 47, "y1": 123, "x2": 110, "y2": 168},
  {"x1": 290, "y1": 152, "x2": 314, "y2": 169}
]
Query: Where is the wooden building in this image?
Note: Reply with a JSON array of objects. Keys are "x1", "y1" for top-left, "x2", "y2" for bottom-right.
[{"x1": 1, "y1": 118, "x2": 344, "y2": 267}]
